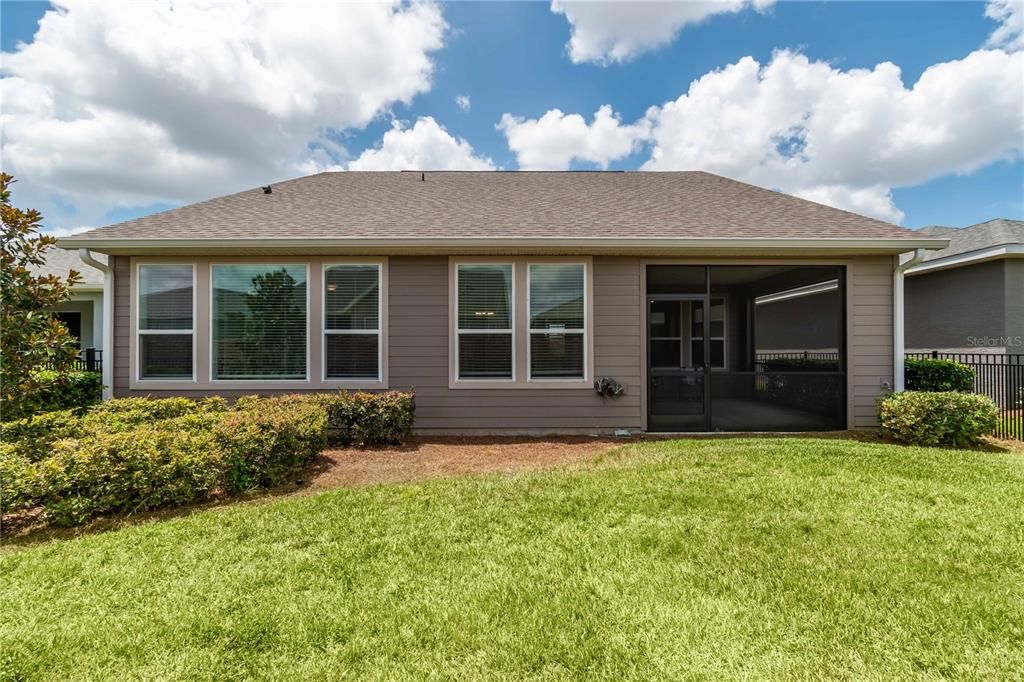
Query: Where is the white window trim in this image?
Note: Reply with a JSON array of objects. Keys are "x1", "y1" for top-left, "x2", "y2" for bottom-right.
[
  {"x1": 134, "y1": 262, "x2": 197, "y2": 384},
  {"x1": 453, "y1": 261, "x2": 516, "y2": 384},
  {"x1": 321, "y1": 261, "x2": 386, "y2": 386},
  {"x1": 526, "y1": 262, "x2": 588, "y2": 383},
  {"x1": 209, "y1": 262, "x2": 311, "y2": 384},
  {"x1": 448, "y1": 256, "x2": 593, "y2": 389}
]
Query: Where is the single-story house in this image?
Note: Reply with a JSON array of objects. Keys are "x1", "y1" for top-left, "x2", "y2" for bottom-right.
[
  {"x1": 905, "y1": 218, "x2": 1024, "y2": 354},
  {"x1": 58, "y1": 171, "x2": 947, "y2": 434},
  {"x1": 33, "y1": 246, "x2": 106, "y2": 364}
]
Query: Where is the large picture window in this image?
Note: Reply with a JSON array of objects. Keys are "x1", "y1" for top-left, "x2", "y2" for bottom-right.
[
  {"x1": 529, "y1": 263, "x2": 586, "y2": 379},
  {"x1": 456, "y1": 263, "x2": 513, "y2": 380},
  {"x1": 324, "y1": 264, "x2": 380, "y2": 380},
  {"x1": 212, "y1": 264, "x2": 307, "y2": 381},
  {"x1": 137, "y1": 264, "x2": 194, "y2": 380}
]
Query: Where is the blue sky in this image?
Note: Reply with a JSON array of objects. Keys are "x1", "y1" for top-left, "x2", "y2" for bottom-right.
[{"x1": 2, "y1": 1, "x2": 1022, "y2": 231}]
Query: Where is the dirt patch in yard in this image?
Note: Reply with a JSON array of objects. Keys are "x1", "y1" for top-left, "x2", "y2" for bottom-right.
[{"x1": 290, "y1": 436, "x2": 632, "y2": 492}]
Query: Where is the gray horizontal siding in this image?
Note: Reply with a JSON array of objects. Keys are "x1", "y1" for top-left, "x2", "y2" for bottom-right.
[
  {"x1": 387, "y1": 256, "x2": 642, "y2": 433},
  {"x1": 114, "y1": 255, "x2": 643, "y2": 434},
  {"x1": 849, "y1": 256, "x2": 894, "y2": 428},
  {"x1": 111, "y1": 253, "x2": 893, "y2": 432}
]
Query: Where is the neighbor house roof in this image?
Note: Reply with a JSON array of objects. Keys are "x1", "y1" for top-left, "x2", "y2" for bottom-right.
[
  {"x1": 908, "y1": 218, "x2": 1024, "y2": 274},
  {"x1": 30, "y1": 246, "x2": 106, "y2": 291},
  {"x1": 58, "y1": 171, "x2": 945, "y2": 255}
]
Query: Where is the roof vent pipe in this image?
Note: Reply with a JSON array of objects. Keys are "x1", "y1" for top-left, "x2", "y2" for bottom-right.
[
  {"x1": 893, "y1": 248, "x2": 926, "y2": 392},
  {"x1": 78, "y1": 249, "x2": 114, "y2": 401},
  {"x1": 262, "y1": 185, "x2": 272, "y2": 194}
]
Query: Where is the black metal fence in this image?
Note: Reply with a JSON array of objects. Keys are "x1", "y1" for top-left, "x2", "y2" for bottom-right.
[
  {"x1": 906, "y1": 351, "x2": 1024, "y2": 440},
  {"x1": 48, "y1": 348, "x2": 103, "y2": 374}
]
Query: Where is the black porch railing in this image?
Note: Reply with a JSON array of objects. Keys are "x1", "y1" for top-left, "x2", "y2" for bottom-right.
[
  {"x1": 755, "y1": 351, "x2": 841, "y2": 362},
  {"x1": 906, "y1": 351, "x2": 1024, "y2": 441},
  {"x1": 48, "y1": 348, "x2": 103, "y2": 374}
]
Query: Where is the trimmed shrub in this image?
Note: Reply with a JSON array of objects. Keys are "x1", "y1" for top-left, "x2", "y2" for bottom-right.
[
  {"x1": 879, "y1": 391, "x2": 999, "y2": 447},
  {"x1": 905, "y1": 358, "x2": 974, "y2": 393},
  {"x1": 2, "y1": 370, "x2": 103, "y2": 420},
  {"x1": 39, "y1": 420, "x2": 224, "y2": 525},
  {"x1": 317, "y1": 391, "x2": 415, "y2": 447},
  {"x1": 86, "y1": 396, "x2": 226, "y2": 425},
  {"x1": 0, "y1": 393, "x2": 413, "y2": 526},
  {"x1": 215, "y1": 395, "x2": 328, "y2": 492},
  {"x1": 0, "y1": 442, "x2": 40, "y2": 515},
  {"x1": 0, "y1": 409, "x2": 85, "y2": 461}
]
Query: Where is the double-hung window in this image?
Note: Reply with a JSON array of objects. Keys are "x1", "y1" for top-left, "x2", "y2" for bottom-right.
[
  {"x1": 212, "y1": 264, "x2": 308, "y2": 381},
  {"x1": 137, "y1": 264, "x2": 195, "y2": 380},
  {"x1": 456, "y1": 263, "x2": 513, "y2": 380},
  {"x1": 323, "y1": 264, "x2": 381, "y2": 381},
  {"x1": 528, "y1": 263, "x2": 586, "y2": 380}
]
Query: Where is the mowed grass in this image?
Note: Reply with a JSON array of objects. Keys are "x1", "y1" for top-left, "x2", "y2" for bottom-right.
[{"x1": 2, "y1": 438, "x2": 1023, "y2": 680}]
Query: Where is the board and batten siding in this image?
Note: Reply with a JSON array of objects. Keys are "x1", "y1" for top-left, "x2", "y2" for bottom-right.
[{"x1": 110, "y1": 254, "x2": 893, "y2": 431}]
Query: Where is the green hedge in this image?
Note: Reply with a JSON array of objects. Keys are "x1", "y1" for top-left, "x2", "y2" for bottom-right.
[
  {"x1": 879, "y1": 391, "x2": 999, "y2": 447},
  {"x1": 217, "y1": 395, "x2": 328, "y2": 492},
  {"x1": 0, "y1": 391, "x2": 415, "y2": 524},
  {"x1": 1, "y1": 370, "x2": 103, "y2": 420},
  {"x1": 317, "y1": 391, "x2": 415, "y2": 447},
  {"x1": 905, "y1": 358, "x2": 974, "y2": 392}
]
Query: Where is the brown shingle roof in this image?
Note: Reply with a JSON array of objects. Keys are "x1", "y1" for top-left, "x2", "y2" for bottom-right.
[{"x1": 62, "y1": 171, "x2": 928, "y2": 243}]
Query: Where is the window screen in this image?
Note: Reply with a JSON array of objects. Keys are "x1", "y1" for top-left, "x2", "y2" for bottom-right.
[
  {"x1": 138, "y1": 264, "x2": 193, "y2": 380},
  {"x1": 212, "y1": 264, "x2": 307, "y2": 380},
  {"x1": 457, "y1": 264, "x2": 513, "y2": 379},
  {"x1": 529, "y1": 264, "x2": 585, "y2": 379},
  {"x1": 324, "y1": 264, "x2": 380, "y2": 380}
]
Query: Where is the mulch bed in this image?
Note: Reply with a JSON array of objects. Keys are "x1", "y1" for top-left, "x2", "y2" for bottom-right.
[{"x1": 294, "y1": 435, "x2": 633, "y2": 492}]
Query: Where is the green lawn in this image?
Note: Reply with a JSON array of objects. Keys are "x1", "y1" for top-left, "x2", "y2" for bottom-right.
[{"x1": 2, "y1": 438, "x2": 1023, "y2": 680}]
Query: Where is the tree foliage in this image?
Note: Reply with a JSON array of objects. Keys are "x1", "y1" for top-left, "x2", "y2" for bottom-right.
[{"x1": 1, "y1": 172, "x2": 82, "y2": 419}]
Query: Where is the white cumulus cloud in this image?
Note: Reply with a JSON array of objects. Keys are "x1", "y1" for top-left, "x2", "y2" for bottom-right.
[
  {"x1": 500, "y1": 49, "x2": 1024, "y2": 222},
  {"x1": 455, "y1": 94, "x2": 471, "y2": 111},
  {"x1": 551, "y1": 0, "x2": 773, "y2": 64},
  {"x1": 498, "y1": 105, "x2": 650, "y2": 170},
  {"x1": 347, "y1": 117, "x2": 495, "y2": 171},
  {"x1": 641, "y1": 49, "x2": 1024, "y2": 222},
  {"x1": 1, "y1": 0, "x2": 446, "y2": 227},
  {"x1": 986, "y1": 0, "x2": 1024, "y2": 50}
]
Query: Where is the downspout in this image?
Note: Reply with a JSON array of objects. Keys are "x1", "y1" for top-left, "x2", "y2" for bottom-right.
[
  {"x1": 78, "y1": 249, "x2": 114, "y2": 400},
  {"x1": 893, "y1": 248, "x2": 926, "y2": 392}
]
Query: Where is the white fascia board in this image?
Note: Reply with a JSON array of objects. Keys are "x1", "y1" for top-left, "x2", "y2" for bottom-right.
[
  {"x1": 56, "y1": 236, "x2": 951, "y2": 252},
  {"x1": 905, "y1": 244, "x2": 1024, "y2": 275}
]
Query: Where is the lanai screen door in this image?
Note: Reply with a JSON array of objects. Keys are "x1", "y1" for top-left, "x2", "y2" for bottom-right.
[{"x1": 646, "y1": 265, "x2": 846, "y2": 431}]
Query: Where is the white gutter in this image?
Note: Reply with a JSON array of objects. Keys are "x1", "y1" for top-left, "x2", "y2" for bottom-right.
[
  {"x1": 77, "y1": 249, "x2": 114, "y2": 401},
  {"x1": 893, "y1": 248, "x2": 927, "y2": 392},
  {"x1": 905, "y1": 244, "x2": 1024, "y2": 275}
]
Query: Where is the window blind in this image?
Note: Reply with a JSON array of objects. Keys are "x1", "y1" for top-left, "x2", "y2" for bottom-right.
[
  {"x1": 138, "y1": 264, "x2": 193, "y2": 380},
  {"x1": 212, "y1": 264, "x2": 307, "y2": 380},
  {"x1": 457, "y1": 264, "x2": 512, "y2": 379},
  {"x1": 529, "y1": 264, "x2": 584, "y2": 379},
  {"x1": 324, "y1": 264, "x2": 379, "y2": 380}
]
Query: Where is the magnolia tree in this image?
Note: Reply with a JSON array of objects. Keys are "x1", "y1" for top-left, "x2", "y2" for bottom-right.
[{"x1": 1, "y1": 173, "x2": 82, "y2": 418}]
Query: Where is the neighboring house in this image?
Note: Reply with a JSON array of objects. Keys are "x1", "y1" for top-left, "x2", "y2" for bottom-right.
[
  {"x1": 32, "y1": 246, "x2": 106, "y2": 356},
  {"x1": 905, "y1": 219, "x2": 1024, "y2": 353},
  {"x1": 58, "y1": 171, "x2": 946, "y2": 433}
]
